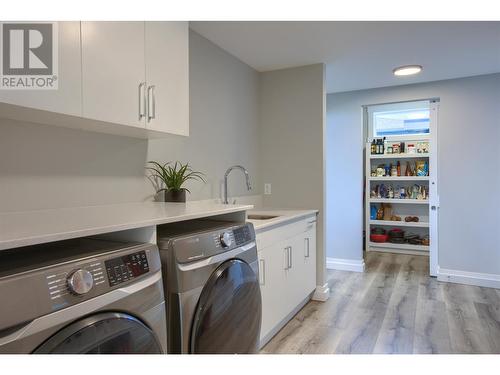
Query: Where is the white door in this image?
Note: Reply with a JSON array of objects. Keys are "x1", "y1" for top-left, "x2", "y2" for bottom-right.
[
  {"x1": 429, "y1": 101, "x2": 440, "y2": 276},
  {"x1": 81, "y1": 22, "x2": 146, "y2": 128},
  {"x1": 0, "y1": 22, "x2": 82, "y2": 116},
  {"x1": 144, "y1": 22, "x2": 189, "y2": 135}
]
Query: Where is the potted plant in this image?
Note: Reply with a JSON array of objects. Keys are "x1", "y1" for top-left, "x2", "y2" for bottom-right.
[{"x1": 146, "y1": 161, "x2": 206, "y2": 203}]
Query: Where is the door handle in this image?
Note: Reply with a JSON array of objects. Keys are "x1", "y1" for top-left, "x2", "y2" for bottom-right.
[
  {"x1": 138, "y1": 82, "x2": 146, "y2": 120},
  {"x1": 283, "y1": 247, "x2": 289, "y2": 270},
  {"x1": 259, "y1": 259, "x2": 265, "y2": 285},
  {"x1": 147, "y1": 85, "x2": 156, "y2": 121},
  {"x1": 305, "y1": 238, "x2": 310, "y2": 258},
  {"x1": 288, "y1": 246, "x2": 293, "y2": 269}
]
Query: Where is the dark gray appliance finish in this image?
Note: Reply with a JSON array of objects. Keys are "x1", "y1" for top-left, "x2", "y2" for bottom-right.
[
  {"x1": 0, "y1": 238, "x2": 167, "y2": 354},
  {"x1": 157, "y1": 219, "x2": 262, "y2": 354}
]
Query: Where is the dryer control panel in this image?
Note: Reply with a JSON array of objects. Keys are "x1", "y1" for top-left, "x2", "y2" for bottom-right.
[{"x1": 105, "y1": 250, "x2": 149, "y2": 286}]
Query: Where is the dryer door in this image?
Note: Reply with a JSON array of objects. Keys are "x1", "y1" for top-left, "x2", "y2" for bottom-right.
[
  {"x1": 190, "y1": 259, "x2": 262, "y2": 353},
  {"x1": 34, "y1": 312, "x2": 162, "y2": 354}
]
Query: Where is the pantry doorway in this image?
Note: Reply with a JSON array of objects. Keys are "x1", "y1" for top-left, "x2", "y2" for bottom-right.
[{"x1": 363, "y1": 99, "x2": 439, "y2": 276}]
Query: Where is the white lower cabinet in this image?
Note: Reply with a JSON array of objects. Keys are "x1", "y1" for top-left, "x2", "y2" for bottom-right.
[{"x1": 257, "y1": 217, "x2": 317, "y2": 345}]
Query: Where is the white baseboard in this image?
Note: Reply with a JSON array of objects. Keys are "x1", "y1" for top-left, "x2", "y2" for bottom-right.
[
  {"x1": 326, "y1": 257, "x2": 365, "y2": 272},
  {"x1": 437, "y1": 267, "x2": 500, "y2": 289},
  {"x1": 311, "y1": 283, "x2": 330, "y2": 302}
]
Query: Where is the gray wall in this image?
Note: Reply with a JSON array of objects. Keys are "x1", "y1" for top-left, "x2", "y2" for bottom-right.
[
  {"x1": 0, "y1": 31, "x2": 260, "y2": 212},
  {"x1": 326, "y1": 73, "x2": 500, "y2": 275},
  {"x1": 260, "y1": 63, "x2": 327, "y2": 286}
]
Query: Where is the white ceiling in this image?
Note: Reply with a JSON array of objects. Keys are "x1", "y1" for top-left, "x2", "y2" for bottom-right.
[{"x1": 190, "y1": 21, "x2": 500, "y2": 93}]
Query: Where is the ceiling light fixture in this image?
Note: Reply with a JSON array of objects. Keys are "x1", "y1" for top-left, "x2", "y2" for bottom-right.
[{"x1": 393, "y1": 65, "x2": 423, "y2": 76}]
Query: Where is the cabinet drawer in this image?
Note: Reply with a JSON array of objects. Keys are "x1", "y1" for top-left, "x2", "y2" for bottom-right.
[{"x1": 256, "y1": 216, "x2": 317, "y2": 251}]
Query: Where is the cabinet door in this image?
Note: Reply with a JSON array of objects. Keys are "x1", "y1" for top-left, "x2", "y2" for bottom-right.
[
  {"x1": 302, "y1": 223, "x2": 317, "y2": 296},
  {"x1": 288, "y1": 222, "x2": 317, "y2": 308},
  {"x1": 0, "y1": 22, "x2": 82, "y2": 116},
  {"x1": 81, "y1": 22, "x2": 146, "y2": 128},
  {"x1": 286, "y1": 234, "x2": 308, "y2": 309},
  {"x1": 258, "y1": 244, "x2": 288, "y2": 341},
  {"x1": 145, "y1": 22, "x2": 189, "y2": 135}
]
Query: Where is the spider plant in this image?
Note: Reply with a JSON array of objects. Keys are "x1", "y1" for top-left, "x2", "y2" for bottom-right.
[{"x1": 146, "y1": 161, "x2": 206, "y2": 194}]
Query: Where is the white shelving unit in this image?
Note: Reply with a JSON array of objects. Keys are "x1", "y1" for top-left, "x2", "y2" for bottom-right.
[
  {"x1": 368, "y1": 176, "x2": 429, "y2": 181},
  {"x1": 369, "y1": 198, "x2": 428, "y2": 205},
  {"x1": 365, "y1": 140, "x2": 431, "y2": 255},
  {"x1": 370, "y1": 153, "x2": 430, "y2": 160},
  {"x1": 368, "y1": 220, "x2": 429, "y2": 228}
]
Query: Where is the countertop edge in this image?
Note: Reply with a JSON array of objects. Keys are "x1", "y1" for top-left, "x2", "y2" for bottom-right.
[
  {"x1": 0, "y1": 203, "x2": 253, "y2": 251},
  {"x1": 248, "y1": 209, "x2": 318, "y2": 232}
]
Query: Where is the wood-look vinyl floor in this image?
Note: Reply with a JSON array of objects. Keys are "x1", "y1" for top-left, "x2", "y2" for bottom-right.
[{"x1": 261, "y1": 252, "x2": 500, "y2": 354}]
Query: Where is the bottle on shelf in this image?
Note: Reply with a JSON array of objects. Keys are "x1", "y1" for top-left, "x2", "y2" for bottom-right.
[
  {"x1": 397, "y1": 161, "x2": 401, "y2": 176},
  {"x1": 371, "y1": 139, "x2": 376, "y2": 154},
  {"x1": 377, "y1": 138, "x2": 383, "y2": 154}
]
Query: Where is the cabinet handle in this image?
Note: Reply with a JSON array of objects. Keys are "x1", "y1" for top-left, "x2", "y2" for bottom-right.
[
  {"x1": 138, "y1": 82, "x2": 146, "y2": 120},
  {"x1": 147, "y1": 85, "x2": 156, "y2": 121},
  {"x1": 259, "y1": 259, "x2": 265, "y2": 285},
  {"x1": 305, "y1": 238, "x2": 310, "y2": 258},
  {"x1": 284, "y1": 247, "x2": 289, "y2": 270},
  {"x1": 288, "y1": 246, "x2": 293, "y2": 269}
]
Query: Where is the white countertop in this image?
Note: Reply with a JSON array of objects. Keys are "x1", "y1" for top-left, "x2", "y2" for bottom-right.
[
  {"x1": 247, "y1": 208, "x2": 318, "y2": 232},
  {"x1": 0, "y1": 201, "x2": 253, "y2": 251}
]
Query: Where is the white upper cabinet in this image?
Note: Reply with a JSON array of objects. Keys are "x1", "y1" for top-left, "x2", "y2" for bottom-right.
[
  {"x1": 0, "y1": 21, "x2": 189, "y2": 138},
  {"x1": 0, "y1": 22, "x2": 82, "y2": 116},
  {"x1": 144, "y1": 22, "x2": 189, "y2": 136},
  {"x1": 81, "y1": 22, "x2": 146, "y2": 128}
]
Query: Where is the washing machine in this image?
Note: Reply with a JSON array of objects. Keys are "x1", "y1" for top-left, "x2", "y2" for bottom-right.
[
  {"x1": 158, "y1": 220, "x2": 262, "y2": 354},
  {"x1": 0, "y1": 237, "x2": 167, "y2": 354}
]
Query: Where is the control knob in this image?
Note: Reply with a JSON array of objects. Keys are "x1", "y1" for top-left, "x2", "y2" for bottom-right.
[
  {"x1": 219, "y1": 231, "x2": 233, "y2": 248},
  {"x1": 67, "y1": 269, "x2": 94, "y2": 295}
]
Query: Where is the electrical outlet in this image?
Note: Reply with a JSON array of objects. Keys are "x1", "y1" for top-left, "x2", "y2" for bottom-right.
[{"x1": 264, "y1": 183, "x2": 272, "y2": 195}]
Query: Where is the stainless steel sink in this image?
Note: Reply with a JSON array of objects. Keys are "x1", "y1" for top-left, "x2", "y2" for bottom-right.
[{"x1": 247, "y1": 214, "x2": 279, "y2": 220}]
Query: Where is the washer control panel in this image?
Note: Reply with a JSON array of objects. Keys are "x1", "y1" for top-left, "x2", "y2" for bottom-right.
[
  {"x1": 105, "y1": 250, "x2": 149, "y2": 287},
  {"x1": 233, "y1": 225, "x2": 252, "y2": 246}
]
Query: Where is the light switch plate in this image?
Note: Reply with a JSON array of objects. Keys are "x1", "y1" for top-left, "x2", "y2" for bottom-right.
[{"x1": 264, "y1": 183, "x2": 272, "y2": 195}]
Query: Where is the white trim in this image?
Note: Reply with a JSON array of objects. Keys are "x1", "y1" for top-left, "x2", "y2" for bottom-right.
[
  {"x1": 311, "y1": 283, "x2": 330, "y2": 302},
  {"x1": 437, "y1": 266, "x2": 500, "y2": 289},
  {"x1": 326, "y1": 257, "x2": 365, "y2": 272}
]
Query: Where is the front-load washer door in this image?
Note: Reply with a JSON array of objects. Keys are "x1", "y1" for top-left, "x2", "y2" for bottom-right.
[
  {"x1": 34, "y1": 312, "x2": 163, "y2": 354},
  {"x1": 190, "y1": 259, "x2": 262, "y2": 354}
]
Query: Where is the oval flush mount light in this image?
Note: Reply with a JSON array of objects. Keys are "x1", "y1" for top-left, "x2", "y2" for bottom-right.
[{"x1": 393, "y1": 65, "x2": 423, "y2": 76}]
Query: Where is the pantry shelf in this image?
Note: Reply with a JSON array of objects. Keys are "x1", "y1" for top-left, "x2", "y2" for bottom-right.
[
  {"x1": 369, "y1": 220, "x2": 429, "y2": 228},
  {"x1": 368, "y1": 176, "x2": 429, "y2": 181},
  {"x1": 369, "y1": 198, "x2": 429, "y2": 205},
  {"x1": 368, "y1": 241, "x2": 429, "y2": 252},
  {"x1": 370, "y1": 153, "x2": 430, "y2": 160}
]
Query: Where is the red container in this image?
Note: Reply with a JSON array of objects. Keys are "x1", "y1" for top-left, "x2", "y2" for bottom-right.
[{"x1": 370, "y1": 233, "x2": 388, "y2": 243}]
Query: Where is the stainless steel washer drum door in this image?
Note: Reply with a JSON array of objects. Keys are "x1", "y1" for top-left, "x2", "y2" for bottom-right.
[
  {"x1": 190, "y1": 259, "x2": 262, "y2": 354},
  {"x1": 34, "y1": 312, "x2": 163, "y2": 354}
]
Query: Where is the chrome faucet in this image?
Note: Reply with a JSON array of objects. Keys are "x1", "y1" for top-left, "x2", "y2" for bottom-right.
[{"x1": 224, "y1": 165, "x2": 252, "y2": 204}]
